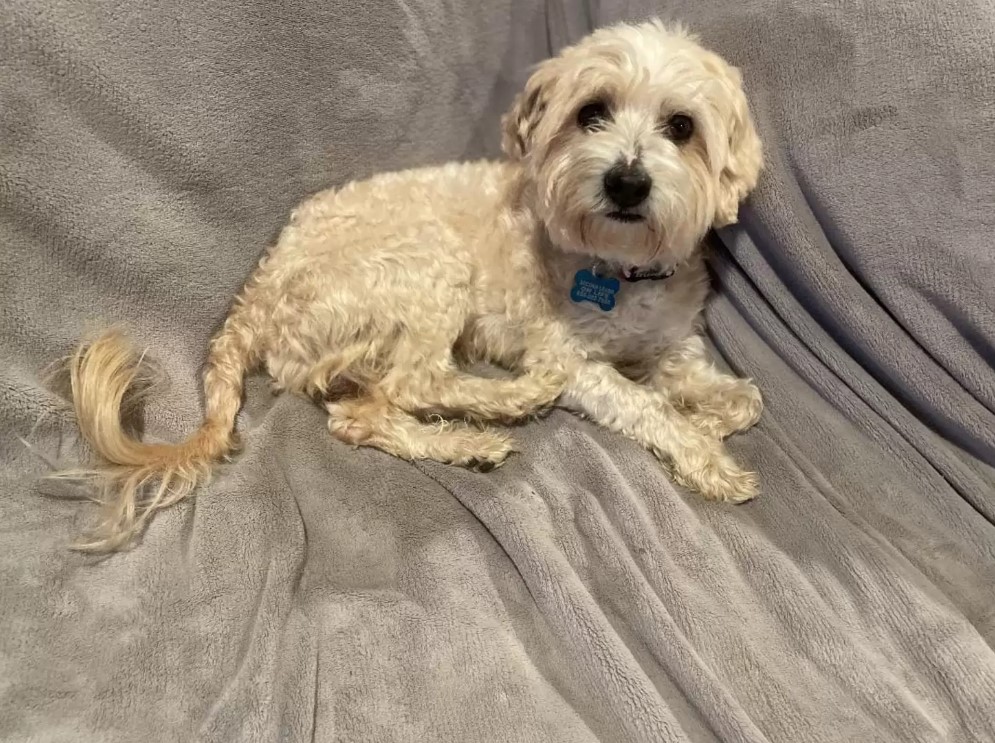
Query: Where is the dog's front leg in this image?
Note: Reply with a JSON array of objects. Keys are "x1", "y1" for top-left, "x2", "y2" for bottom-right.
[
  {"x1": 561, "y1": 361, "x2": 758, "y2": 503},
  {"x1": 651, "y1": 335, "x2": 763, "y2": 440}
]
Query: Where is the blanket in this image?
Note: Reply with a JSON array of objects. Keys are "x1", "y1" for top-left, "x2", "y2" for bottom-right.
[{"x1": 2, "y1": 0, "x2": 994, "y2": 740}]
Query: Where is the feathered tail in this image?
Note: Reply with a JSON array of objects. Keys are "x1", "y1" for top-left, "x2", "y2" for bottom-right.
[{"x1": 60, "y1": 321, "x2": 253, "y2": 551}]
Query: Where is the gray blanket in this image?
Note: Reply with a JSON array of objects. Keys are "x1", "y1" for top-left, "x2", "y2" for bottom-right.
[{"x1": 2, "y1": 0, "x2": 994, "y2": 741}]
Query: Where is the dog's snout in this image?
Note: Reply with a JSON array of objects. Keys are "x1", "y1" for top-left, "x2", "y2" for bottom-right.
[{"x1": 603, "y1": 161, "x2": 652, "y2": 209}]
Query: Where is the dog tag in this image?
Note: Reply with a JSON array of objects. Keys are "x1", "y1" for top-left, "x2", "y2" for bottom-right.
[{"x1": 570, "y1": 269, "x2": 620, "y2": 311}]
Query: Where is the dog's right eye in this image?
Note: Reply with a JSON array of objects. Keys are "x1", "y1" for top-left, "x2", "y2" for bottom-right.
[{"x1": 577, "y1": 100, "x2": 611, "y2": 131}]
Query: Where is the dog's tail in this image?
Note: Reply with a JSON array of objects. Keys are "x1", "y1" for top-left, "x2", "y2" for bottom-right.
[{"x1": 61, "y1": 319, "x2": 254, "y2": 551}]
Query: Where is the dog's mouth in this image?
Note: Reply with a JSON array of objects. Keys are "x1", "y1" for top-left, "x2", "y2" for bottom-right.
[{"x1": 606, "y1": 211, "x2": 645, "y2": 224}]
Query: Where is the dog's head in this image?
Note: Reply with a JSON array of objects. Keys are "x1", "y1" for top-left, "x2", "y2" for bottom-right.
[{"x1": 502, "y1": 20, "x2": 762, "y2": 266}]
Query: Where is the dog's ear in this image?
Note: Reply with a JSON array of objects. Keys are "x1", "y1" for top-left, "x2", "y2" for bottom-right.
[
  {"x1": 713, "y1": 65, "x2": 763, "y2": 227},
  {"x1": 501, "y1": 62, "x2": 554, "y2": 160}
]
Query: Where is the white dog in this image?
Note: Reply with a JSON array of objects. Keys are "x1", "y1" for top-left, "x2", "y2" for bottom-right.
[{"x1": 63, "y1": 20, "x2": 764, "y2": 550}]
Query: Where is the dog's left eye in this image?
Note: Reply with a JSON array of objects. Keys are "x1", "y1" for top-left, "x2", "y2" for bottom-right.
[
  {"x1": 662, "y1": 113, "x2": 695, "y2": 142},
  {"x1": 577, "y1": 100, "x2": 611, "y2": 131}
]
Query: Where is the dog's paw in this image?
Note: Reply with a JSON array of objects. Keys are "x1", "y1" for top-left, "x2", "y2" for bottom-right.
[
  {"x1": 494, "y1": 370, "x2": 566, "y2": 421},
  {"x1": 522, "y1": 369, "x2": 568, "y2": 408},
  {"x1": 455, "y1": 432, "x2": 516, "y2": 472},
  {"x1": 326, "y1": 404, "x2": 375, "y2": 444},
  {"x1": 671, "y1": 441, "x2": 758, "y2": 503},
  {"x1": 687, "y1": 379, "x2": 763, "y2": 439}
]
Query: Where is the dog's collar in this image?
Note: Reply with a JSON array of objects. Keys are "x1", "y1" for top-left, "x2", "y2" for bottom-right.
[
  {"x1": 570, "y1": 259, "x2": 678, "y2": 311},
  {"x1": 591, "y1": 259, "x2": 676, "y2": 283}
]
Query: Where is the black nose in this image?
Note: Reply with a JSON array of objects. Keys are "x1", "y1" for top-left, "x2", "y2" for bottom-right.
[{"x1": 603, "y1": 161, "x2": 652, "y2": 209}]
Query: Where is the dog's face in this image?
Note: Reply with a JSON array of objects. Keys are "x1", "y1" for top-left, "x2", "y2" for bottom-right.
[{"x1": 503, "y1": 21, "x2": 762, "y2": 267}]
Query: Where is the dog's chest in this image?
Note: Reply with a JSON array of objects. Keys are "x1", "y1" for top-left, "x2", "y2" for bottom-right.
[{"x1": 557, "y1": 261, "x2": 709, "y2": 362}]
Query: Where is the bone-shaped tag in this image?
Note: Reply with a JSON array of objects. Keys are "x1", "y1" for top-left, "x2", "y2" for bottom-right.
[{"x1": 570, "y1": 269, "x2": 620, "y2": 312}]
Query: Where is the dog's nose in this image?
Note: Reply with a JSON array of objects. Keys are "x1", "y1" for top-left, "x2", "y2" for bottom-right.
[{"x1": 603, "y1": 161, "x2": 652, "y2": 209}]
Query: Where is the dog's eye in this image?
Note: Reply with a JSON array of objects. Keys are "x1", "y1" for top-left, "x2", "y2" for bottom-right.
[
  {"x1": 663, "y1": 113, "x2": 695, "y2": 143},
  {"x1": 577, "y1": 100, "x2": 611, "y2": 131}
]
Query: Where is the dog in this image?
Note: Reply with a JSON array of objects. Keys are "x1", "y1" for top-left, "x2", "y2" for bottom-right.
[{"x1": 62, "y1": 20, "x2": 764, "y2": 551}]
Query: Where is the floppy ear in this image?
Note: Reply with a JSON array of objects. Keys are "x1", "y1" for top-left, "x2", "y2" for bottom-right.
[
  {"x1": 713, "y1": 66, "x2": 763, "y2": 227},
  {"x1": 501, "y1": 61, "x2": 555, "y2": 160}
]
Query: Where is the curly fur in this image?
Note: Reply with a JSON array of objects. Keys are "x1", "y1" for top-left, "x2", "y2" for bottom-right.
[{"x1": 59, "y1": 20, "x2": 765, "y2": 551}]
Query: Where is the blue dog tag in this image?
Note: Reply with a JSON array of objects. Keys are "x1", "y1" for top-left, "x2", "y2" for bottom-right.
[{"x1": 570, "y1": 269, "x2": 620, "y2": 311}]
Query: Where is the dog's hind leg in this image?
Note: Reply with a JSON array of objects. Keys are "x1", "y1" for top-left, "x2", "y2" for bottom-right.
[
  {"x1": 326, "y1": 396, "x2": 515, "y2": 469},
  {"x1": 385, "y1": 369, "x2": 561, "y2": 422},
  {"x1": 381, "y1": 338, "x2": 563, "y2": 422}
]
